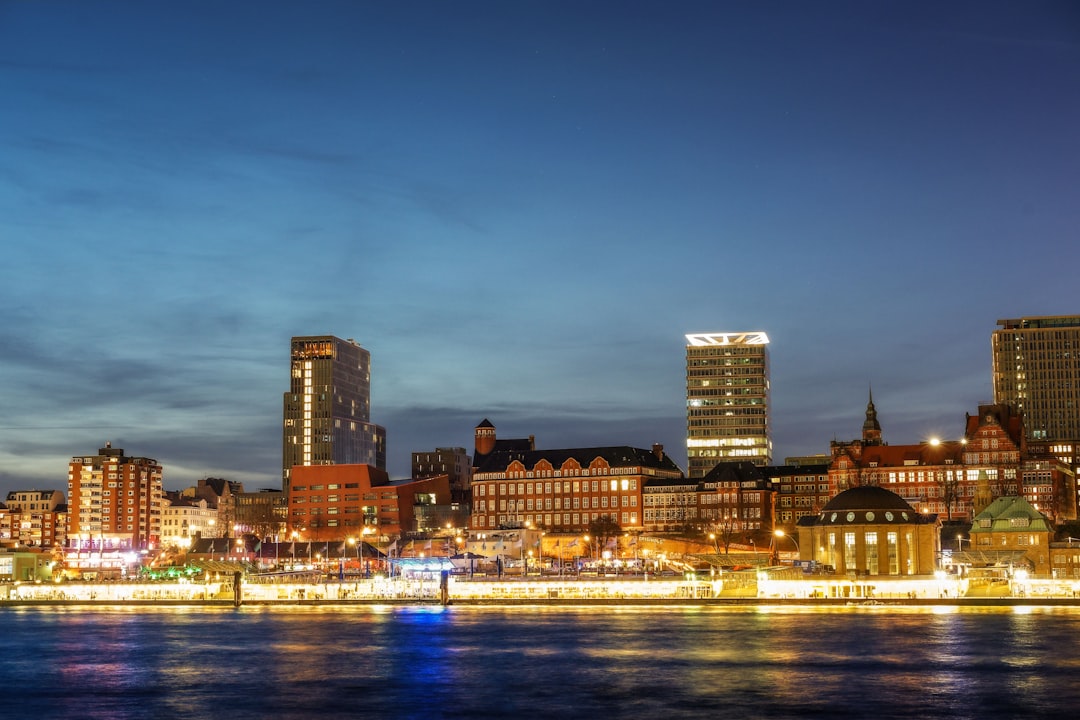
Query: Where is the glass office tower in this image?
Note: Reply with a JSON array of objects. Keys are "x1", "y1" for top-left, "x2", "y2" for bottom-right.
[{"x1": 993, "y1": 316, "x2": 1080, "y2": 442}]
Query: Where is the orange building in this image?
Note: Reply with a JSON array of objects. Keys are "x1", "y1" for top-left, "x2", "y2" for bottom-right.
[{"x1": 288, "y1": 464, "x2": 451, "y2": 541}]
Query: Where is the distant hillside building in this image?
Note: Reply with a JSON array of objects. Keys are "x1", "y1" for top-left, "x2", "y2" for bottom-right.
[
  {"x1": 643, "y1": 461, "x2": 829, "y2": 541},
  {"x1": 696, "y1": 461, "x2": 775, "y2": 536},
  {"x1": 234, "y1": 490, "x2": 287, "y2": 542},
  {"x1": 282, "y1": 335, "x2": 387, "y2": 494},
  {"x1": 686, "y1": 331, "x2": 772, "y2": 477},
  {"x1": 67, "y1": 443, "x2": 163, "y2": 550}
]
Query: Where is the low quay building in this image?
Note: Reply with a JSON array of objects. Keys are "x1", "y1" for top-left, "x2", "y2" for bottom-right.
[{"x1": 797, "y1": 486, "x2": 940, "y2": 579}]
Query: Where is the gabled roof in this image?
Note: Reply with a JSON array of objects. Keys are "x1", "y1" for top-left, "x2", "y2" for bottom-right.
[
  {"x1": 764, "y1": 464, "x2": 831, "y2": 478},
  {"x1": 702, "y1": 461, "x2": 763, "y2": 483},
  {"x1": 473, "y1": 445, "x2": 684, "y2": 476}
]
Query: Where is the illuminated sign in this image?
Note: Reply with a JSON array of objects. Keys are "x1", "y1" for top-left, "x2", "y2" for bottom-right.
[{"x1": 685, "y1": 332, "x2": 769, "y2": 346}]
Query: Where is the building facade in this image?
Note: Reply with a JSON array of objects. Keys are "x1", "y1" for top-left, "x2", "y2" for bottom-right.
[
  {"x1": 797, "y1": 486, "x2": 941, "y2": 577},
  {"x1": 288, "y1": 464, "x2": 451, "y2": 541},
  {"x1": 67, "y1": 443, "x2": 163, "y2": 550},
  {"x1": 282, "y1": 335, "x2": 387, "y2": 493},
  {"x1": 767, "y1": 463, "x2": 832, "y2": 532},
  {"x1": 234, "y1": 490, "x2": 287, "y2": 541},
  {"x1": 470, "y1": 420, "x2": 684, "y2": 534},
  {"x1": 992, "y1": 315, "x2": 1080, "y2": 443},
  {"x1": 412, "y1": 446, "x2": 472, "y2": 504},
  {"x1": 829, "y1": 402, "x2": 1077, "y2": 525},
  {"x1": 2, "y1": 490, "x2": 66, "y2": 549},
  {"x1": 160, "y1": 497, "x2": 217, "y2": 547},
  {"x1": 970, "y1": 495, "x2": 1054, "y2": 576},
  {"x1": 686, "y1": 331, "x2": 771, "y2": 477}
]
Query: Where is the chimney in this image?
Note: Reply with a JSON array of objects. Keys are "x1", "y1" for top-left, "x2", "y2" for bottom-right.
[{"x1": 652, "y1": 443, "x2": 664, "y2": 461}]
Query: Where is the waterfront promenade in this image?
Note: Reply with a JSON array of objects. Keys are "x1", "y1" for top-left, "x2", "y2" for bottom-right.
[{"x1": 4, "y1": 572, "x2": 1080, "y2": 608}]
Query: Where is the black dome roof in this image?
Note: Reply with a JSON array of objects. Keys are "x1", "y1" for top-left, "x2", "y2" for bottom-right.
[{"x1": 822, "y1": 486, "x2": 914, "y2": 513}]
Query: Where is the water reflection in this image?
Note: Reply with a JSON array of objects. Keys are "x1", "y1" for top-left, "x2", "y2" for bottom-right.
[{"x1": 2, "y1": 606, "x2": 1080, "y2": 719}]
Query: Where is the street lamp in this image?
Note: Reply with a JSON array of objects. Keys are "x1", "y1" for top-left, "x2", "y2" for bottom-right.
[
  {"x1": 773, "y1": 529, "x2": 799, "y2": 564},
  {"x1": 348, "y1": 537, "x2": 358, "y2": 574}
]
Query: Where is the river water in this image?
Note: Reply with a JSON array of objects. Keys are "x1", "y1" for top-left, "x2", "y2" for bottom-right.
[{"x1": 1, "y1": 604, "x2": 1077, "y2": 719}]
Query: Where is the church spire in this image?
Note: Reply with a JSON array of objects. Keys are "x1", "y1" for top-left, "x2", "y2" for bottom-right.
[{"x1": 862, "y1": 385, "x2": 882, "y2": 445}]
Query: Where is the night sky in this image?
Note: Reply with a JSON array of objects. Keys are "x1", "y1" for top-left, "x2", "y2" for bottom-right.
[{"x1": 2, "y1": 2, "x2": 1078, "y2": 495}]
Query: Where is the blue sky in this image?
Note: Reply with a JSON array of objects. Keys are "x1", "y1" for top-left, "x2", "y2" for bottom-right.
[{"x1": 1, "y1": 1, "x2": 1078, "y2": 495}]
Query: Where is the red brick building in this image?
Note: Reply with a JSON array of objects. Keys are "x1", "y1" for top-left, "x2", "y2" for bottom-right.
[
  {"x1": 470, "y1": 419, "x2": 684, "y2": 533},
  {"x1": 829, "y1": 401, "x2": 1076, "y2": 525},
  {"x1": 288, "y1": 464, "x2": 451, "y2": 541}
]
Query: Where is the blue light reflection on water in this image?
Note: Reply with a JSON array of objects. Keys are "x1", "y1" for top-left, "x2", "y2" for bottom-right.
[{"x1": 1, "y1": 605, "x2": 1078, "y2": 719}]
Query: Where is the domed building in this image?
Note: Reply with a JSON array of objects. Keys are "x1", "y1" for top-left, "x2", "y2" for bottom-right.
[{"x1": 797, "y1": 486, "x2": 940, "y2": 576}]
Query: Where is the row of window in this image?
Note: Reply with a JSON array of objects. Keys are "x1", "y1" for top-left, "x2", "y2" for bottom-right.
[
  {"x1": 476, "y1": 479, "x2": 638, "y2": 496},
  {"x1": 475, "y1": 494, "x2": 639, "y2": 513},
  {"x1": 472, "y1": 512, "x2": 639, "y2": 528}
]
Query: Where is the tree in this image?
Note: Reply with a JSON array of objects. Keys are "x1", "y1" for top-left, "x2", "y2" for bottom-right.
[
  {"x1": 710, "y1": 513, "x2": 739, "y2": 554},
  {"x1": 939, "y1": 470, "x2": 961, "y2": 522},
  {"x1": 587, "y1": 515, "x2": 622, "y2": 557}
]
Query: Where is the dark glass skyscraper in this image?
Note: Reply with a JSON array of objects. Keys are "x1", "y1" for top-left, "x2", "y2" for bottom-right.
[{"x1": 282, "y1": 336, "x2": 386, "y2": 493}]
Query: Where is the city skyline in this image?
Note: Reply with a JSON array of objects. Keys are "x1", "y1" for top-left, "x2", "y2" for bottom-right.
[{"x1": 2, "y1": 2, "x2": 1078, "y2": 495}]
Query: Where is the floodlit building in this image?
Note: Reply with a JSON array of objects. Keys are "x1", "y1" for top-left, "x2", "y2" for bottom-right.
[
  {"x1": 3, "y1": 490, "x2": 66, "y2": 549},
  {"x1": 234, "y1": 489, "x2": 287, "y2": 541},
  {"x1": 686, "y1": 331, "x2": 771, "y2": 477},
  {"x1": 160, "y1": 497, "x2": 217, "y2": 547},
  {"x1": 992, "y1": 315, "x2": 1080, "y2": 443},
  {"x1": 969, "y1": 495, "x2": 1054, "y2": 576},
  {"x1": 470, "y1": 420, "x2": 684, "y2": 534},
  {"x1": 830, "y1": 401, "x2": 1077, "y2": 525},
  {"x1": 797, "y1": 485, "x2": 940, "y2": 577},
  {"x1": 67, "y1": 442, "x2": 163, "y2": 551},
  {"x1": 282, "y1": 335, "x2": 387, "y2": 493}
]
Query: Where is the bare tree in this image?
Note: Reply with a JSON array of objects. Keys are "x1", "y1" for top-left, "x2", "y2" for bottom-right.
[{"x1": 588, "y1": 515, "x2": 622, "y2": 556}]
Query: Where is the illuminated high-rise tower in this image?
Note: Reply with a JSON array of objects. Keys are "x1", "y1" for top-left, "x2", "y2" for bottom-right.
[
  {"x1": 282, "y1": 336, "x2": 386, "y2": 493},
  {"x1": 993, "y1": 315, "x2": 1080, "y2": 442},
  {"x1": 686, "y1": 332, "x2": 772, "y2": 477}
]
